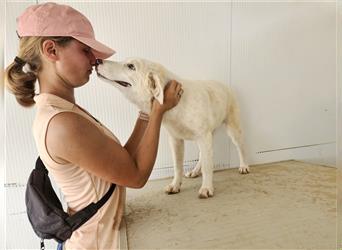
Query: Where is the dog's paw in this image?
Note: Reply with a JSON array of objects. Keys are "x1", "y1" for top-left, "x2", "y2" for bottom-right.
[
  {"x1": 165, "y1": 183, "x2": 181, "y2": 194},
  {"x1": 185, "y1": 170, "x2": 201, "y2": 178},
  {"x1": 239, "y1": 165, "x2": 250, "y2": 174},
  {"x1": 198, "y1": 187, "x2": 214, "y2": 199}
]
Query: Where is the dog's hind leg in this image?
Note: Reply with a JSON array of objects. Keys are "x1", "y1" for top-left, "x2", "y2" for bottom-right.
[
  {"x1": 165, "y1": 136, "x2": 184, "y2": 194},
  {"x1": 197, "y1": 133, "x2": 214, "y2": 198},
  {"x1": 225, "y1": 100, "x2": 249, "y2": 174},
  {"x1": 185, "y1": 151, "x2": 201, "y2": 178}
]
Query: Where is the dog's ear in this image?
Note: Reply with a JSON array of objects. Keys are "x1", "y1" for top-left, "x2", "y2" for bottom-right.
[{"x1": 148, "y1": 72, "x2": 164, "y2": 105}]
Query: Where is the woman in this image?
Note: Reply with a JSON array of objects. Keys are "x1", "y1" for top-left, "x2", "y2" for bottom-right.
[{"x1": 5, "y1": 2, "x2": 182, "y2": 249}]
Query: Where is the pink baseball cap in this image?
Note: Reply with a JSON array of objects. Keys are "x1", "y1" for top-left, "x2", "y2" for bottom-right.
[{"x1": 16, "y1": 2, "x2": 115, "y2": 59}]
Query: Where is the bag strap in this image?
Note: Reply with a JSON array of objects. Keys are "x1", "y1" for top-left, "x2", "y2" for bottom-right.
[
  {"x1": 66, "y1": 183, "x2": 116, "y2": 231},
  {"x1": 36, "y1": 157, "x2": 116, "y2": 232},
  {"x1": 35, "y1": 157, "x2": 48, "y2": 173}
]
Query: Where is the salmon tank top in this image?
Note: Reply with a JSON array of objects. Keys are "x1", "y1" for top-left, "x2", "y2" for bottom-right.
[{"x1": 32, "y1": 93, "x2": 126, "y2": 250}]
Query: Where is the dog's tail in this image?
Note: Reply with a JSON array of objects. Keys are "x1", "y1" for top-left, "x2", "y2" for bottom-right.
[{"x1": 225, "y1": 88, "x2": 242, "y2": 132}]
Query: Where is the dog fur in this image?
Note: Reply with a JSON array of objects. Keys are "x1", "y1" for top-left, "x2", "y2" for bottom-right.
[{"x1": 96, "y1": 58, "x2": 249, "y2": 198}]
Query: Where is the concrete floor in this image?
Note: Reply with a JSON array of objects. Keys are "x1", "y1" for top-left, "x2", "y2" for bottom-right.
[{"x1": 121, "y1": 161, "x2": 336, "y2": 249}]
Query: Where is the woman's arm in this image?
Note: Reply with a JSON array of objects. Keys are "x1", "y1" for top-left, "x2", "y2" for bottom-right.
[
  {"x1": 127, "y1": 106, "x2": 164, "y2": 184},
  {"x1": 124, "y1": 114, "x2": 148, "y2": 156},
  {"x1": 46, "y1": 80, "x2": 182, "y2": 188}
]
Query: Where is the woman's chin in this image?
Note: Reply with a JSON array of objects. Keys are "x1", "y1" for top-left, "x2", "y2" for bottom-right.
[{"x1": 73, "y1": 78, "x2": 89, "y2": 88}]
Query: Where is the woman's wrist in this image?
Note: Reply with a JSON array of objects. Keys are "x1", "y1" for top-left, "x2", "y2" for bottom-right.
[
  {"x1": 151, "y1": 106, "x2": 166, "y2": 118},
  {"x1": 151, "y1": 99, "x2": 167, "y2": 116}
]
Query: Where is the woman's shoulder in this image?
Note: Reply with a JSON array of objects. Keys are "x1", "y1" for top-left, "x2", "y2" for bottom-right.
[
  {"x1": 45, "y1": 111, "x2": 107, "y2": 164},
  {"x1": 47, "y1": 111, "x2": 102, "y2": 144}
]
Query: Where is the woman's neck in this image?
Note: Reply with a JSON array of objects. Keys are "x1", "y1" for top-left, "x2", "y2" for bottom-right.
[{"x1": 38, "y1": 72, "x2": 76, "y2": 104}]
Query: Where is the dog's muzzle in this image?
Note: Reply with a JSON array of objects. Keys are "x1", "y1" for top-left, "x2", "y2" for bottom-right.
[{"x1": 96, "y1": 72, "x2": 132, "y2": 87}]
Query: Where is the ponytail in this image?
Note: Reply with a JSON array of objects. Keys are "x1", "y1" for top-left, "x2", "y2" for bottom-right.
[
  {"x1": 5, "y1": 59, "x2": 37, "y2": 107},
  {"x1": 5, "y1": 36, "x2": 73, "y2": 107}
]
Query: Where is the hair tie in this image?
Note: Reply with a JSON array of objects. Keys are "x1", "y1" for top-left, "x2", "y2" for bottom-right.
[
  {"x1": 14, "y1": 56, "x2": 26, "y2": 66},
  {"x1": 14, "y1": 56, "x2": 33, "y2": 73},
  {"x1": 22, "y1": 63, "x2": 33, "y2": 74}
]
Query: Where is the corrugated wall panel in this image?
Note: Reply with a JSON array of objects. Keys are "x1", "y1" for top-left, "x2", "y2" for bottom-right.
[
  {"x1": 1, "y1": 0, "x2": 5, "y2": 249},
  {"x1": 337, "y1": 1, "x2": 342, "y2": 248},
  {"x1": 231, "y1": 1, "x2": 336, "y2": 166},
  {"x1": 5, "y1": 2, "x2": 41, "y2": 249}
]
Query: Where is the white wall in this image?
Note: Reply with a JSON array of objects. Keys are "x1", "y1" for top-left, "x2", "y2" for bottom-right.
[
  {"x1": 5, "y1": 1, "x2": 336, "y2": 249},
  {"x1": 337, "y1": 1, "x2": 342, "y2": 248},
  {"x1": 1, "y1": 0, "x2": 6, "y2": 249},
  {"x1": 230, "y1": 1, "x2": 336, "y2": 167},
  {"x1": 5, "y1": 3, "x2": 42, "y2": 249}
]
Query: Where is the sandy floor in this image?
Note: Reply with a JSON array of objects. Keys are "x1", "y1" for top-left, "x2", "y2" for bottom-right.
[{"x1": 122, "y1": 161, "x2": 336, "y2": 249}]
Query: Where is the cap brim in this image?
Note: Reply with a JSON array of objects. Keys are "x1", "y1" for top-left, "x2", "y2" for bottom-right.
[{"x1": 72, "y1": 36, "x2": 115, "y2": 59}]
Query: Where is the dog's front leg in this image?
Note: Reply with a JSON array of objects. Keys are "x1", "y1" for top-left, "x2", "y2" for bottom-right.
[
  {"x1": 197, "y1": 133, "x2": 214, "y2": 198},
  {"x1": 165, "y1": 136, "x2": 184, "y2": 194}
]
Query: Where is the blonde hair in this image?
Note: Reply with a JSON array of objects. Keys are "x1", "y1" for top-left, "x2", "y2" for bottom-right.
[{"x1": 5, "y1": 36, "x2": 73, "y2": 107}]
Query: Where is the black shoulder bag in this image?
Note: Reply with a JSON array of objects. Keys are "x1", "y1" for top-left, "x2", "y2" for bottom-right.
[{"x1": 25, "y1": 157, "x2": 116, "y2": 250}]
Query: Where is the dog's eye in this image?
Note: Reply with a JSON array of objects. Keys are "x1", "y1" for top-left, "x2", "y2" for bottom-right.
[{"x1": 127, "y1": 64, "x2": 136, "y2": 71}]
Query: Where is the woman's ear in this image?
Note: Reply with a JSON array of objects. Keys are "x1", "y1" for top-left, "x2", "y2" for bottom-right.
[
  {"x1": 147, "y1": 72, "x2": 164, "y2": 105},
  {"x1": 41, "y1": 40, "x2": 58, "y2": 62}
]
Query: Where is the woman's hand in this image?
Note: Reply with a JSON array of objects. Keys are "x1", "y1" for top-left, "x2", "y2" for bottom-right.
[{"x1": 151, "y1": 80, "x2": 183, "y2": 114}]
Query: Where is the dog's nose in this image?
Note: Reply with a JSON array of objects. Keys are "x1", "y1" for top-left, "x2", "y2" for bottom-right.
[{"x1": 95, "y1": 59, "x2": 103, "y2": 66}]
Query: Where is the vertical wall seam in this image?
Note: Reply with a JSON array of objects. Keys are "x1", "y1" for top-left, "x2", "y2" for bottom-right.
[
  {"x1": 335, "y1": 0, "x2": 341, "y2": 248},
  {"x1": 228, "y1": 1, "x2": 233, "y2": 168}
]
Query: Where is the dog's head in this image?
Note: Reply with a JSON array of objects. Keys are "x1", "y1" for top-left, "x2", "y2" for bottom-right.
[{"x1": 96, "y1": 58, "x2": 169, "y2": 111}]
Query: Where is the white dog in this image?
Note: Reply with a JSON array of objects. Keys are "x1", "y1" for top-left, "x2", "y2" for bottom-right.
[{"x1": 96, "y1": 58, "x2": 249, "y2": 198}]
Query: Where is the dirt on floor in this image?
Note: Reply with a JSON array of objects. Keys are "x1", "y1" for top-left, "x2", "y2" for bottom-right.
[{"x1": 123, "y1": 160, "x2": 337, "y2": 249}]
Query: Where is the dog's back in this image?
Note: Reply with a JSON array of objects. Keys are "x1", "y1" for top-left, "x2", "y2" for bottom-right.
[{"x1": 162, "y1": 76, "x2": 233, "y2": 139}]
